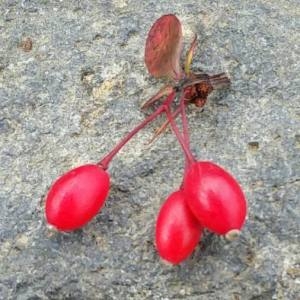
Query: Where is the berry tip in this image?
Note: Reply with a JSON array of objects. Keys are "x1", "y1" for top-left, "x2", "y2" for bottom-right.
[{"x1": 225, "y1": 229, "x2": 241, "y2": 241}]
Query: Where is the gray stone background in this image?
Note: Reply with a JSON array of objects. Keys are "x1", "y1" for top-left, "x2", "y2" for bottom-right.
[{"x1": 0, "y1": 0, "x2": 299, "y2": 299}]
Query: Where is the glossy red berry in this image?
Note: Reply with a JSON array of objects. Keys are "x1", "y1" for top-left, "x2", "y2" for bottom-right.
[
  {"x1": 155, "y1": 190, "x2": 202, "y2": 264},
  {"x1": 45, "y1": 164, "x2": 110, "y2": 231},
  {"x1": 183, "y1": 161, "x2": 247, "y2": 236}
]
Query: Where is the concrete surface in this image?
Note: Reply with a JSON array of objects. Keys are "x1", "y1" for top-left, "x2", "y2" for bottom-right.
[{"x1": 0, "y1": 1, "x2": 299, "y2": 299}]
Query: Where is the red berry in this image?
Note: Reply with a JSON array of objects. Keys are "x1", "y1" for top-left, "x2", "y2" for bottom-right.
[
  {"x1": 183, "y1": 161, "x2": 247, "y2": 235},
  {"x1": 45, "y1": 164, "x2": 110, "y2": 231},
  {"x1": 155, "y1": 190, "x2": 202, "y2": 264}
]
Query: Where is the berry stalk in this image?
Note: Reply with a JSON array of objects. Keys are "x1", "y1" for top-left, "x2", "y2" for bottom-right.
[
  {"x1": 98, "y1": 91, "x2": 177, "y2": 169},
  {"x1": 178, "y1": 91, "x2": 192, "y2": 179},
  {"x1": 164, "y1": 106, "x2": 195, "y2": 165},
  {"x1": 179, "y1": 91, "x2": 190, "y2": 158}
]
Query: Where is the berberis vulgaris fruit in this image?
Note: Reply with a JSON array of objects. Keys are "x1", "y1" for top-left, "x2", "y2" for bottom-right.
[
  {"x1": 45, "y1": 14, "x2": 247, "y2": 264},
  {"x1": 155, "y1": 190, "x2": 202, "y2": 264},
  {"x1": 45, "y1": 165, "x2": 109, "y2": 231},
  {"x1": 183, "y1": 161, "x2": 247, "y2": 237}
]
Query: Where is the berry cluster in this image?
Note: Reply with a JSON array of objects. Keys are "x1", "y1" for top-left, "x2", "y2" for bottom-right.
[{"x1": 45, "y1": 15, "x2": 247, "y2": 264}]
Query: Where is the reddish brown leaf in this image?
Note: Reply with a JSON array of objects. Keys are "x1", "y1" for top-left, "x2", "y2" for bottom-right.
[{"x1": 144, "y1": 14, "x2": 183, "y2": 80}]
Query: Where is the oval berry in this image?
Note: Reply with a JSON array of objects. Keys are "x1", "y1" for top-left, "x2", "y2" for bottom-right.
[
  {"x1": 183, "y1": 161, "x2": 247, "y2": 236},
  {"x1": 45, "y1": 164, "x2": 110, "y2": 231},
  {"x1": 155, "y1": 190, "x2": 202, "y2": 264}
]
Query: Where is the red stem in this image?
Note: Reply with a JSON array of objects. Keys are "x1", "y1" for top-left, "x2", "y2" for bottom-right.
[
  {"x1": 98, "y1": 91, "x2": 176, "y2": 170},
  {"x1": 164, "y1": 107, "x2": 195, "y2": 166},
  {"x1": 179, "y1": 91, "x2": 192, "y2": 172},
  {"x1": 179, "y1": 92, "x2": 190, "y2": 150}
]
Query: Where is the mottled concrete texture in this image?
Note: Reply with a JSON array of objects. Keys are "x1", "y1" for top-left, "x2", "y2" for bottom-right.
[{"x1": 0, "y1": 1, "x2": 299, "y2": 299}]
